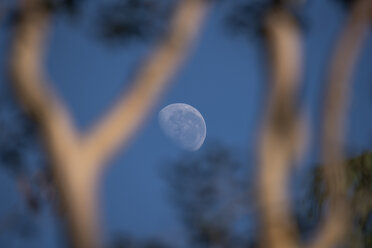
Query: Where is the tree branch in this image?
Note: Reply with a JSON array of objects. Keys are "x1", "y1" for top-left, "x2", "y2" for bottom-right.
[
  {"x1": 9, "y1": 0, "x2": 210, "y2": 247},
  {"x1": 82, "y1": 0, "x2": 209, "y2": 169},
  {"x1": 307, "y1": 1, "x2": 372, "y2": 248},
  {"x1": 9, "y1": 1, "x2": 96, "y2": 247},
  {"x1": 10, "y1": 0, "x2": 71, "y2": 129},
  {"x1": 258, "y1": 8, "x2": 304, "y2": 248}
]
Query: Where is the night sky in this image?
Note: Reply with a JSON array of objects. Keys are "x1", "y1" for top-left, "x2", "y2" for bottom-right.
[{"x1": 1, "y1": 0, "x2": 372, "y2": 247}]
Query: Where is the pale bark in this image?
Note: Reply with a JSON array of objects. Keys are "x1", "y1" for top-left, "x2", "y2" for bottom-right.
[
  {"x1": 258, "y1": 9, "x2": 304, "y2": 248},
  {"x1": 82, "y1": 0, "x2": 209, "y2": 171},
  {"x1": 307, "y1": 1, "x2": 372, "y2": 248},
  {"x1": 9, "y1": 0, "x2": 209, "y2": 247}
]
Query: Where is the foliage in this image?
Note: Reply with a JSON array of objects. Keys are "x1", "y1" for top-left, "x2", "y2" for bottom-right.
[
  {"x1": 96, "y1": 0, "x2": 174, "y2": 44},
  {"x1": 307, "y1": 152, "x2": 372, "y2": 247},
  {"x1": 163, "y1": 144, "x2": 372, "y2": 247},
  {"x1": 0, "y1": 0, "x2": 368, "y2": 246},
  {"x1": 163, "y1": 144, "x2": 257, "y2": 247},
  {"x1": 0, "y1": 88, "x2": 55, "y2": 243},
  {"x1": 110, "y1": 235, "x2": 171, "y2": 248}
]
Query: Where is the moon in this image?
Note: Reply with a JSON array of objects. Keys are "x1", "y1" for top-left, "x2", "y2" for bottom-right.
[{"x1": 158, "y1": 103, "x2": 206, "y2": 151}]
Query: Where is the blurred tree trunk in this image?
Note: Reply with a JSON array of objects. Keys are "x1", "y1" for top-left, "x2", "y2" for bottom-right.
[
  {"x1": 258, "y1": 6, "x2": 304, "y2": 248},
  {"x1": 307, "y1": 1, "x2": 372, "y2": 248},
  {"x1": 258, "y1": 1, "x2": 372, "y2": 248}
]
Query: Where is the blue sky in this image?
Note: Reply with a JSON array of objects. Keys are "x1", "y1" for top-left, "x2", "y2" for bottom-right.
[
  {"x1": 1, "y1": 0, "x2": 372, "y2": 247},
  {"x1": 46, "y1": 2, "x2": 263, "y2": 245}
]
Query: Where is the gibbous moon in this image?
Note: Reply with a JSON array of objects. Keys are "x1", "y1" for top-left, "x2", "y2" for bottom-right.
[{"x1": 158, "y1": 103, "x2": 206, "y2": 151}]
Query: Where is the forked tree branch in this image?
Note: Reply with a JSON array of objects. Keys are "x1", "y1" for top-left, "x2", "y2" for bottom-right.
[
  {"x1": 306, "y1": 1, "x2": 372, "y2": 248},
  {"x1": 258, "y1": 8, "x2": 304, "y2": 248},
  {"x1": 82, "y1": 0, "x2": 209, "y2": 170},
  {"x1": 9, "y1": 0, "x2": 210, "y2": 247}
]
